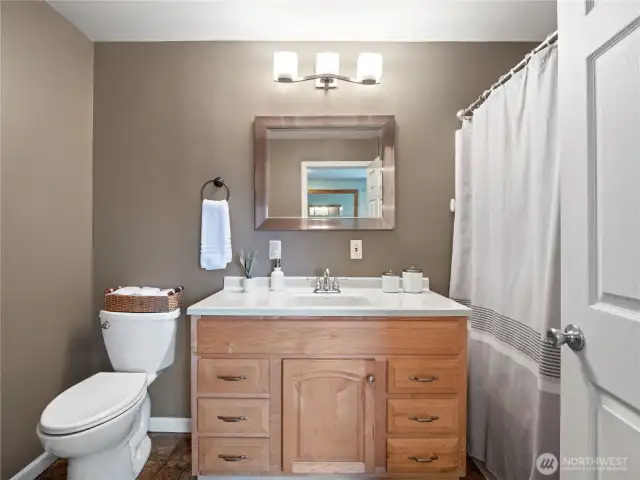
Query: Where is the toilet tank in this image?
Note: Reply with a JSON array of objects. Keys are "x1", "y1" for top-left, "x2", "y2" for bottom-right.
[{"x1": 99, "y1": 309, "x2": 180, "y2": 373}]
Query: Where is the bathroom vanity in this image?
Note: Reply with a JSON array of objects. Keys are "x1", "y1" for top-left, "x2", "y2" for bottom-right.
[{"x1": 188, "y1": 278, "x2": 470, "y2": 479}]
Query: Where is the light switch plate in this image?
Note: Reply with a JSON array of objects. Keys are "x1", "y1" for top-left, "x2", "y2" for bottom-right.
[{"x1": 350, "y1": 240, "x2": 363, "y2": 260}]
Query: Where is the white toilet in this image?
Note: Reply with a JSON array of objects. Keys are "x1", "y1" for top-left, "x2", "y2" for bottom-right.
[{"x1": 37, "y1": 309, "x2": 180, "y2": 480}]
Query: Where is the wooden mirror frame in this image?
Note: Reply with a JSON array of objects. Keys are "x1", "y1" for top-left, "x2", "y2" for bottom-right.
[{"x1": 254, "y1": 115, "x2": 396, "y2": 231}]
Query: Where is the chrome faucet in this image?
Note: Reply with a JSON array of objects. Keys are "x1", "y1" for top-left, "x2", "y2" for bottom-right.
[{"x1": 314, "y1": 268, "x2": 341, "y2": 293}]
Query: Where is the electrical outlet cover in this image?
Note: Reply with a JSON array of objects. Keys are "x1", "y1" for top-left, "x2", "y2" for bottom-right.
[{"x1": 350, "y1": 240, "x2": 363, "y2": 260}]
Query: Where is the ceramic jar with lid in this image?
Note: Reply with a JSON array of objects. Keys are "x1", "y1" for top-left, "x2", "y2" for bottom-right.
[
  {"x1": 381, "y1": 271, "x2": 400, "y2": 293},
  {"x1": 402, "y1": 267, "x2": 424, "y2": 294}
]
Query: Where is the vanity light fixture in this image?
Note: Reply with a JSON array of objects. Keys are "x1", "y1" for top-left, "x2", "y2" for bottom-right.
[{"x1": 273, "y1": 51, "x2": 383, "y2": 90}]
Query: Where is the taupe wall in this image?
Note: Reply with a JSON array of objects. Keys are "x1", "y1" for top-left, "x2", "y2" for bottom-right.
[
  {"x1": 0, "y1": 2, "x2": 94, "y2": 478},
  {"x1": 268, "y1": 138, "x2": 378, "y2": 217},
  {"x1": 93, "y1": 41, "x2": 534, "y2": 417}
]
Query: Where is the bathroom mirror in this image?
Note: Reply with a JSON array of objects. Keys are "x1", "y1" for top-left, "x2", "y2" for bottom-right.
[{"x1": 255, "y1": 115, "x2": 395, "y2": 230}]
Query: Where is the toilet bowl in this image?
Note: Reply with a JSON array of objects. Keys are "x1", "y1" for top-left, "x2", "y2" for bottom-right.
[{"x1": 37, "y1": 309, "x2": 180, "y2": 480}]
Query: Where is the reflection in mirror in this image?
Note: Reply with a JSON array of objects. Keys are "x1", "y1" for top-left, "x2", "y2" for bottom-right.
[
  {"x1": 302, "y1": 159, "x2": 382, "y2": 219},
  {"x1": 255, "y1": 116, "x2": 395, "y2": 230}
]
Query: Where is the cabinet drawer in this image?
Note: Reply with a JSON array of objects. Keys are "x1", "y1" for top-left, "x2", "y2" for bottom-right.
[
  {"x1": 198, "y1": 358, "x2": 269, "y2": 395},
  {"x1": 387, "y1": 357, "x2": 463, "y2": 394},
  {"x1": 387, "y1": 397, "x2": 459, "y2": 435},
  {"x1": 198, "y1": 398, "x2": 269, "y2": 436},
  {"x1": 199, "y1": 437, "x2": 269, "y2": 474},
  {"x1": 198, "y1": 318, "x2": 465, "y2": 355},
  {"x1": 387, "y1": 438, "x2": 459, "y2": 474}
]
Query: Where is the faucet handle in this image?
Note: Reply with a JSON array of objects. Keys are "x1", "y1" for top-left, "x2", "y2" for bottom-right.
[
  {"x1": 314, "y1": 277, "x2": 322, "y2": 290},
  {"x1": 331, "y1": 277, "x2": 341, "y2": 290}
]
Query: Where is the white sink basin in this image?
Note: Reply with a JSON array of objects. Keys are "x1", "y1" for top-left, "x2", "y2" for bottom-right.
[{"x1": 286, "y1": 294, "x2": 372, "y2": 308}]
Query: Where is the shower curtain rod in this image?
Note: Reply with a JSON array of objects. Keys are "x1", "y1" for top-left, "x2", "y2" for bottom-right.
[{"x1": 456, "y1": 30, "x2": 558, "y2": 120}]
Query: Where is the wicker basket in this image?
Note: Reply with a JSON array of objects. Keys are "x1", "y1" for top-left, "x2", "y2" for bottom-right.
[{"x1": 104, "y1": 287, "x2": 184, "y2": 313}]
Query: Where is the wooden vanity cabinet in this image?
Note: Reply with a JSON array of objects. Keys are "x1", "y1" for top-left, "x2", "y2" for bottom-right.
[{"x1": 191, "y1": 316, "x2": 467, "y2": 479}]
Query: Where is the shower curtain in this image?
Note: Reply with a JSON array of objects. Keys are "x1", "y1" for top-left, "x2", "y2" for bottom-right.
[{"x1": 450, "y1": 45, "x2": 560, "y2": 480}]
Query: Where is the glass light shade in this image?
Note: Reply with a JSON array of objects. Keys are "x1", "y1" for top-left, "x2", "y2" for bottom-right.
[
  {"x1": 273, "y1": 51, "x2": 298, "y2": 82},
  {"x1": 315, "y1": 52, "x2": 340, "y2": 76},
  {"x1": 357, "y1": 53, "x2": 383, "y2": 84}
]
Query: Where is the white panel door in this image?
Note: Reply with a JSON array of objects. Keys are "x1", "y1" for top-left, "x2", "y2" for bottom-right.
[
  {"x1": 558, "y1": 1, "x2": 640, "y2": 478},
  {"x1": 366, "y1": 156, "x2": 382, "y2": 218}
]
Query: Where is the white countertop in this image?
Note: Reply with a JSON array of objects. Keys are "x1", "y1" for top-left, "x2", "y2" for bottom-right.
[{"x1": 187, "y1": 277, "x2": 470, "y2": 318}]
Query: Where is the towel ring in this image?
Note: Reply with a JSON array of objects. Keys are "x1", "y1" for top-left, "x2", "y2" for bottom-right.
[{"x1": 201, "y1": 177, "x2": 230, "y2": 201}]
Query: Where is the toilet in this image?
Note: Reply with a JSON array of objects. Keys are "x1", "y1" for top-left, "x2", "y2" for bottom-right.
[{"x1": 37, "y1": 309, "x2": 180, "y2": 480}]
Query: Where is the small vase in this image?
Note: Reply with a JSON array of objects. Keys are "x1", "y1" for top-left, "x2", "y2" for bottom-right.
[{"x1": 242, "y1": 277, "x2": 257, "y2": 293}]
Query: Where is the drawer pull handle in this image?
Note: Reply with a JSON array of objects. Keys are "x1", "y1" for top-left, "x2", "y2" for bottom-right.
[
  {"x1": 408, "y1": 455, "x2": 439, "y2": 463},
  {"x1": 408, "y1": 375, "x2": 439, "y2": 383},
  {"x1": 218, "y1": 454, "x2": 248, "y2": 462},
  {"x1": 217, "y1": 415, "x2": 247, "y2": 423},
  {"x1": 408, "y1": 415, "x2": 439, "y2": 423},
  {"x1": 217, "y1": 375, "x2": 247, "y2": 382}
]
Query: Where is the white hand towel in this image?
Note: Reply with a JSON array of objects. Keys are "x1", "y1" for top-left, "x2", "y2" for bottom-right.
[
  {"x1": 111, "y1": 286, "x2": 173, "y2": 297},
  {"x1": 136, "y1": 287, "x2": 161, "y2": 296},
  {"x1": 200, "y1": 199, "x2": 232, "y2": 270},
  {"x1": 142, "y1": 290, "x2": 170, "y2": 297},
  {"x1": 113, "y1": 286, "x2": 141, "y2": 295}
]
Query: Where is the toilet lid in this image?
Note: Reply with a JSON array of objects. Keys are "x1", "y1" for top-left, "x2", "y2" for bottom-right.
[{"x1": 39, "y1": 372, "x2": 148, "y2": 435}]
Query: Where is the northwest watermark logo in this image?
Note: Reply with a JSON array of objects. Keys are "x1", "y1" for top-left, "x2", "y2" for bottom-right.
[
  {"x1": 536, "y1": 453, "x2": 559, "y2": 475},
  {"x1": 537, "y1": 453, "x2": 629, "y2": 474}
]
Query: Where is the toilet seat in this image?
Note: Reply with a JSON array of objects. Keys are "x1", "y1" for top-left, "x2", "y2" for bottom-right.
[{"x1": 40, "y1": 372, "x2": 147, "y2": 435}]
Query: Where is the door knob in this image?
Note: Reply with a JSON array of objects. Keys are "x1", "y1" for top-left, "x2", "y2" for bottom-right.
[
  {"x1": 546, "y1": 324, "x2": 585, "y2": 351},
  {"x1": 366, "y1": 375, "x2": 375, "y2": 386}
]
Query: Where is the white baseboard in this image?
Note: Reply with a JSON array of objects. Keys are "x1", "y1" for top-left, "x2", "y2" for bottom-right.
[
  {"x1": 149, "y1": 417, "x2": 191, "y2": 433},
  {"x1": 10, "y1": 452, "x2": 57, "y2": 480}
]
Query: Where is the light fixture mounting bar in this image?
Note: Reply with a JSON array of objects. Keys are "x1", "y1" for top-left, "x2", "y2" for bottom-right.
[{"x1": 276, "y1": 73, "x2": 378, "y2": 91}]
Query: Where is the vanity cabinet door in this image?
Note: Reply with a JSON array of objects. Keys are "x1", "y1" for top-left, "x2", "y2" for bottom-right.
[{"x1": 282, "y1": 359, "x2": 375, "y2": 474}]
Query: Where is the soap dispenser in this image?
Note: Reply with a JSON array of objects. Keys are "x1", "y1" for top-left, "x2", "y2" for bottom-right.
[{"x1": 270, "y1": 258, "x2": 285, "y2": 291}]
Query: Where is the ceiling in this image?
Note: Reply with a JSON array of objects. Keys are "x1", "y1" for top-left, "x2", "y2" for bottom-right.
[{"x1": 47, "y1": 0, "x2": 557, "y2": 43}]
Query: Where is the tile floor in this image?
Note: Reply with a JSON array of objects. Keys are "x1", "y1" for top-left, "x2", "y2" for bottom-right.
[
  {"x1": 37, "y1": 433, "x2": 486, "y2": 479},
  {"x1": 37, "y1": 433, "x2": 192, "y2": 480}
]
